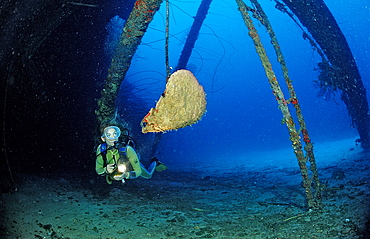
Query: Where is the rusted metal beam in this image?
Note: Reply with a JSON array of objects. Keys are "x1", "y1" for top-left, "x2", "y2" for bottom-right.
[
  {"x1": 96, "y1": 0, "x2": 164, "y2": 123},
  {"x1": 280, "y1": 0, "x2": 370, "y2": 148}
]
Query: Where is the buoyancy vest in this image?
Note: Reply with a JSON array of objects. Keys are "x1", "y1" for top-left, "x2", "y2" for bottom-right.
[{"x1": 99, "y1": 143, "x2": 134, "y2": 173}]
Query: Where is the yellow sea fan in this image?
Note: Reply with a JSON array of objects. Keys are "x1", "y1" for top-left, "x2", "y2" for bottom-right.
[{"x1": 141, "y1": 69, "x2": 206, "y2": 133}]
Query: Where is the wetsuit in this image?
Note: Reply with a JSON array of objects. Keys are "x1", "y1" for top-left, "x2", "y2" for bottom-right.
[{"x1": 96, "y1": 144, "x2": 156, "y2": 184}]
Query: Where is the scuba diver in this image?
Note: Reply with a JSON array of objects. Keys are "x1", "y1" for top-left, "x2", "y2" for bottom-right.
[{"x1": 95, "y1": 122, "x2": 167, "y2": 184}]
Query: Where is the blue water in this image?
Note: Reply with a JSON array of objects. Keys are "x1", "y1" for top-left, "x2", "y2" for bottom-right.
[
  {"x1": 108, "y1": 0, "x2": 366, "y2": 166},
  {"x1": 3, "y1": 1, "x2": 370, "y2": 238}
]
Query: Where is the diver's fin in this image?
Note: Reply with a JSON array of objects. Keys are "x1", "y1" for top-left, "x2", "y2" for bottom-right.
[{"x1": 155, "y1": 161, "x2": 168, "y2": 172}]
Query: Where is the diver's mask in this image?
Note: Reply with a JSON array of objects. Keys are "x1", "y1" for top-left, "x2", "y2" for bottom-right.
[{"x1": 103, "y1": 126, "x2": 121, "y2": 141}]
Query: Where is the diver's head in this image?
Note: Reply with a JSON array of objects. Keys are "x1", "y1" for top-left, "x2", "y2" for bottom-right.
[{"x1": 101, "y1": 126, "x2": 121, "y2": 147}]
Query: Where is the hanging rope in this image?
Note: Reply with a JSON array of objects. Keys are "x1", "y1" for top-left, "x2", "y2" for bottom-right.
[
  {"x1": 165, "y1": 0, "x2": 171, "y2": 81},
  {"x1": 151, "y1": 0, "x2": 170, "y2": 158},
  {"x1": 3, "y1": 77, "x2": 15, "y2": 187},
  {"x1": 151, "y1": 0, "x2": 212, "y2": 157},
  {"x1": 236, "y1": 0, "x2": 321, "y2": 209}
]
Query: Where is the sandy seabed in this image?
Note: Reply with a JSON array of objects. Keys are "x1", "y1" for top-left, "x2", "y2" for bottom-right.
[{"x1": 1, "y1": 138, "x2": 370, "y2": 239}]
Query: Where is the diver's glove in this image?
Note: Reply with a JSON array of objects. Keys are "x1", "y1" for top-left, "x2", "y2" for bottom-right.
[
  {"x1": 105, "y1": 164, "x2": 116, "y2": 174},
  {"x1": 115, "y1": 172, "x2": 131, "y2": 184},
  {"x1": 113, "y1": 172, "x2": 133, "y2": 179},
  {"x1": 113, "y1": 174, "x2": 124, "y2": 181}
]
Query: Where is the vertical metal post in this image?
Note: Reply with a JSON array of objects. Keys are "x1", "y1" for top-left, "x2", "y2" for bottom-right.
[{"x1": 236, "y1": 0, "x2": 321, "y2": 209}]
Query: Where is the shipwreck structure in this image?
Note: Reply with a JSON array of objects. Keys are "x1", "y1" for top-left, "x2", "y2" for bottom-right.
[
  {"x1": 279, "y1": 0, "x2": 370, "y2": 148},
  {"x1": 0, "y1": 1, "x2": 368, "y2": 209}
]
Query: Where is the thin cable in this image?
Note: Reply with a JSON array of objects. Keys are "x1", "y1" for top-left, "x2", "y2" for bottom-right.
[
  {"x1": 3, "y1": 71, "x2": 15, "y2": 187},
  {"x1": 165, "y1": 0, "x2": 171, "y2": 81}
]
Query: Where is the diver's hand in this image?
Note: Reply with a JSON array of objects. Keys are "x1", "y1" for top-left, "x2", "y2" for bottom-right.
[
  {"x1": 113, "y1": 174, "x2": 124, "y2": 180},
  {"x1": 112, "y1": 172, "x2": 129, "y2": 181},
  {"x1": 105, "y1": 164, "x2": 115, "y2": 174},
  {"x1": 113, "y1": 172, "x2": 130, "y2": 180}
]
